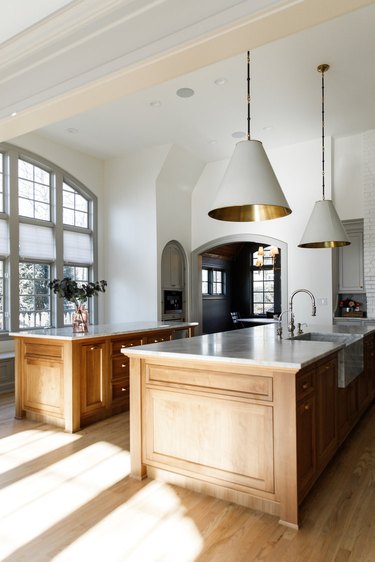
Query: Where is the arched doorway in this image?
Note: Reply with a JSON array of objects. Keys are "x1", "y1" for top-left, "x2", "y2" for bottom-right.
[{"x1": 191, "y1": 234, "x2": 288, "y2": 335}]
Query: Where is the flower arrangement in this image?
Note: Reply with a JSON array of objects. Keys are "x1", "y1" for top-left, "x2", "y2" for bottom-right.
[{"x1": 47, "y1": 278, "x2": 107, "y2": 306}]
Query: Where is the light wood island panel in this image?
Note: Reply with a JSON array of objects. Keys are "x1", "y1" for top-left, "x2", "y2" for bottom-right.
[
  {"x1": 127, "y1": 331, "x2": 375, "y2": 529},
  {"x1": 12, "y1": 322, "x2": 196, "y2": 432}
]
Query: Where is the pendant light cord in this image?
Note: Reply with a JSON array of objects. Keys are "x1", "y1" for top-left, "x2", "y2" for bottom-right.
[{"x1": 247, "y1": 51, "x2": 251, "y2": 141}]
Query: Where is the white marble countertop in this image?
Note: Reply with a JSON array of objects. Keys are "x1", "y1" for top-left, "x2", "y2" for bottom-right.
[
  {"x1": 10, "y1": 321, "x2": 198, "y2": 341},
  {"x1": 124, "y1": 323, "x2": 375, "y2": 370}
]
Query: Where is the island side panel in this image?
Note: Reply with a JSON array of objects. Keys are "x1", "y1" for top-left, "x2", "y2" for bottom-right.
[
  {"x1": 273, "y1": 368, "x2": 299, "y2": 529},
  {"x1": 14, "y1": 338, "x2": 24, "y2": 419},
  {"x1": 132, "y1": 355, "x2": 283, "y2": 518},
  {"x1": 130, "y1": 356, "x2": 146, "y2": 480}
]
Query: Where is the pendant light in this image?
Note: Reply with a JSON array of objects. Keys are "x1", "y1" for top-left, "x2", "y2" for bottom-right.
[
  {"x1": 299, "y1": 64, "x2": 350, "y2": 248},
  {"x1": 208, "y1": 51, "x2": 292, "y2": 222}
]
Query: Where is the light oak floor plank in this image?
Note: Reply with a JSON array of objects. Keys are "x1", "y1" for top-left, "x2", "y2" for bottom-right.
[{"x1": 1, "y1": 393, "x2": 375, "y2": 561}]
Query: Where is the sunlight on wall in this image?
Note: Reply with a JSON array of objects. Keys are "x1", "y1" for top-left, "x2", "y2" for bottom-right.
[{"x1": 53, "y1": 480, "x2": 203, "y2": 562}]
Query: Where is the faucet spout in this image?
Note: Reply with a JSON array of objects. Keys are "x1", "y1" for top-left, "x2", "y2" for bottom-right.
[{"x1": 288, "y1": 289, "x2": 317, "y2": 336}]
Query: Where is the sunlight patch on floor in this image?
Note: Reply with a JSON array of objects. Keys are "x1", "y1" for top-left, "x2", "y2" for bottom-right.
[
  {"x1": 0, "y1": 427, "x2": 81, "y2": 471},
  {"x1": 53, "y1": 480, "x2": 203, "y2": 562},
  {"x1": 0, "y1": 440, "x2": 131, "y2": 560}
]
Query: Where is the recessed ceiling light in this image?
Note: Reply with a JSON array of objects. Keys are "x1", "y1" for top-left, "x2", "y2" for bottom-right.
[
  {"x1": 214, "y1": 78, "x2": 227, "y2": 86},
  {"x1": 176, "y1": 87, "x2": 195, "y2": 98},
  {"x1": 10, "y1": 112, "x2": 17, "y2": 117},
  {"x1": 67, "y1": 127, "x2": 79, "y2": 134},
  {"x1": 150, "y1": 100, "x2": 161, "y2": 107},
  {"x1": 232, "y1": 131, "x2": 246, "y2": 139}
]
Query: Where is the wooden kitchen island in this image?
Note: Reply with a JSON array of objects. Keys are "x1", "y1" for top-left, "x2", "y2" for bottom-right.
[
  {"x1": 11, "y1": 321, "x2": 197, "y2": 432},
  {"x1": 125, "y1": 324, "x2": 375, "y2": 528}
]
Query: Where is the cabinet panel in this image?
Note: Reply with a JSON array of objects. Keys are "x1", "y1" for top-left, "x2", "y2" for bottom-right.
[
  {"x1": 316, "y1": 358, "x2": 337, "y2": 470},
  {"x1": 161, "y1": 243, "x2": 184, "y2": 289},
  {"x1": 144, "y1": 387, "x2": 274, "y2": 493},
  {"x1": 23, "y1": 357, "x2": 64, "y2": 418},
  {"x1": 297, "y1": 395, "x2": 316, "y2": 500},
  {"x1": 80, "y1": 342, "x2": 107, "y2": 417}
]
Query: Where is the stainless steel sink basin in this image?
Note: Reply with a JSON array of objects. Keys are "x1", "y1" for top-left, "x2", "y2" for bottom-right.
[
  {"x1": 290, "y1": 331, "x2": 363, "y2": 388},
  {"x1": 291, "y1": 332, "x2": 351, "y2": 343}
]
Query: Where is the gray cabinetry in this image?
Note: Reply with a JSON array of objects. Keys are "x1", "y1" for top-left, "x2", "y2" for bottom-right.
[{"x1": 161, "y1": 242, "x2": 184, "y2": 289}]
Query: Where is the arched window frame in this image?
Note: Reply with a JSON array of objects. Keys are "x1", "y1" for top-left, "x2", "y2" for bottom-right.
[{"x1": 0, "y1": 143, "x2": 98, "y2": 336}]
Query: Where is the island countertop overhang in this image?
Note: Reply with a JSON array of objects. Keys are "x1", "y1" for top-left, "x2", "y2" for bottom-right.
[
  {"x1": 123, "y1": 323, "x2": 375, "y2": 370},
  {"x1": 10, "y1": 321, "x2": 198, "y2": 341}
]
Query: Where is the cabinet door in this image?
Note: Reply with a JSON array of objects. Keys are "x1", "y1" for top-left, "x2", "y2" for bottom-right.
[
  {"x1": 316, "y1": 358, "x2": 338, "y2": 470},
  {"x1": 339, "y1": 228, "x2": 364, "y2": 292},
  {"x1": 161, "y1": 243, "x2": 184, "y2": 289},
  {"x1": 80, "y1": 342, "x2": 107, "y2": 418},
  {"x1": 364, "y1": 334, "x2": 375, "y2": 398},
  {"x1": 297, "y1": 394, "x2": 316, "y2": 501}
]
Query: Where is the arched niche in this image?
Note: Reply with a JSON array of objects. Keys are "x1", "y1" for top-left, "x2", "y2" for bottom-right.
[
  {"x1": 161, "y1": 240, "x2": 187, "y2": 321},
  {"x1": 191, "y1": 234, "x2": 288, "y2": 334}
]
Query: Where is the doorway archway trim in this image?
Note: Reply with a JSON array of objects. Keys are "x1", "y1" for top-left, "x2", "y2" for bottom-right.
[{"x1": 191, "y1": 234, "x2": 288, "y2": 334}]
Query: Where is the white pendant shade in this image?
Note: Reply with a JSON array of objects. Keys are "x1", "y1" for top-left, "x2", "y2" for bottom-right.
[
  {"x1": 299, "y1": 199, "x2": 350, "y2": 248},
  {"x1": 208, "y1": 140, "x2": 292, "y2": 222}
]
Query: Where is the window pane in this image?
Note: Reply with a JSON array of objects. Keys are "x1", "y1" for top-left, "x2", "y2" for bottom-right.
[
  {"x1": 19, "y1": 262, "x2": 51, "y2": 329},
  {"x1": 63, "y1": 182, "x2": 89, "y2": 228},
  {"x1": 18, "y1": 158, "x2": 51, "y2": 221},
  {"x1": 34, "y1": 202, "x2": 50, "y2": 221},
  {"x1": 62, "y1": 265, "x2": 89, "y2": 325},
  {"x1": 63, "y1": 208, "x2": 75, "y2": 225}
]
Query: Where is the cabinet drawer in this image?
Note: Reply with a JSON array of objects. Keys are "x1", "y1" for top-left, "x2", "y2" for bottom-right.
[
  {"x1": 145, "y1": 364, "x2": 273, "y2": 401},
  {"x1": 112, "y1": 379, "x2": 129, "y2": 402},
  {"x1": 112, "y1": 355, "x2": 129, "y2": 379},
  {"x1": 145, "y1": 332, "x2": 172, "y2": 344},
  {"x1": 296, "y1": 370, "x2": 314, "y2": 399},
  {"x1": 111, "y1": 337, "x2": 143, "y2": 355}
]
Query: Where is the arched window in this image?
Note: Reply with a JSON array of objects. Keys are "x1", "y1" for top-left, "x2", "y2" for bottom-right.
[{"x1": 0, "y1": 143, "x2": 98, "y2": 334}]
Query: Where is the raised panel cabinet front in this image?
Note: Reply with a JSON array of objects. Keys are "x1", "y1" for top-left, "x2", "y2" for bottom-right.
[
  {"x1": 144, "y1": 387, "x2": 274, "y2": 493},
  {"x1": 80, "y1": 342, "x2": 107, "y2": 418}
]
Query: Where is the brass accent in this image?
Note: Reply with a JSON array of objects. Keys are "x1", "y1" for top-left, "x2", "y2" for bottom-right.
[
  {"x1": 302, "y1": 383, "x2": 308, "y2": 390},
  {"x1": 208, "y1": 204, "x2": 291, "y2": 222},
  {"x1": 304, "y1": 404, "x2": 310, "y2": 410},
  {"x1": 317, "y1": 63, "x2": 330, "y2": 73}
]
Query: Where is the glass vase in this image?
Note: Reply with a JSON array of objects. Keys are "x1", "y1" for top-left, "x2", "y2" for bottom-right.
[{"x1": 72, "y1": 305, "x2": 89, "y2": 333}]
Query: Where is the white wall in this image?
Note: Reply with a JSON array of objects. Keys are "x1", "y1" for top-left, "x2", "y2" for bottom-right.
[
  {"x1": 156, "y1": 145, "x2": 204, "y2": 318},
  {"x1": 333, "y1": 134, "x2": 363, "y2": 220},
  {"x1": 192, "y1": 137, "x2": 335, "y2": 325},
  {"x1": 103, "y1": 145, "x2": 170, "y2": 323}
]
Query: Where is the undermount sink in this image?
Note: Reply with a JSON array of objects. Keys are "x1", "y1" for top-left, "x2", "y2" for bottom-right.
[
  {"x1": 290, "y1": 331, "x2": 363, "y2": 388},
  {"x1": 291, "y1": 332, "x2": 353, "y2": 343}
]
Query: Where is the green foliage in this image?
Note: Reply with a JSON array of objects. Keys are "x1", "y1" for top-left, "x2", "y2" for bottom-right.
[{"x1": 47, "y1": 278, "x2": 107, "y2": 306}]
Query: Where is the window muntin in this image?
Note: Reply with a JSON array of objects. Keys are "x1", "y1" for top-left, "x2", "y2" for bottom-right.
[
  {"x1": 63, "y1": 265, "x2": 89, "y2": 325},
  {"x1": 212, "y1": 269, "x2": 225, "y2": 295},
  {"x1": 202, "y1": 268, "x2": 209, "y2": 295},
  {"x1": 18, "y1": 158, "x2": 51, "y2": 221},
  {"x1": 202, "y1": 268, "x2": 226, "y2": 296},
  {"x1": 19, "y1": 262, "x2": 51, "y2": 329},
  {"x1": 251, "y1": 247, "x2": 275, "y2": 315},
  {"x1": 63, "y1": 182, "x2": 89, "y2": 228}
]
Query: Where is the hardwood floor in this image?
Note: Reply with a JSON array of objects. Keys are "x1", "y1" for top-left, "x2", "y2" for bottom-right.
[{"x1": 1, "y1": 392, "x2": 375, "y2": 561}]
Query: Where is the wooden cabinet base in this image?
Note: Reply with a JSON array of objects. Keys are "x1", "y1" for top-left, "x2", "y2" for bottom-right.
[{"x1": 13, "y1": 324, "x2": 195, "y2": 432}]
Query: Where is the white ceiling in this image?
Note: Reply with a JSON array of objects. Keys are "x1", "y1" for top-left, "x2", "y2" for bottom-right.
[{"x1": 1, "y1": 0, "x2": 374, "y2": 163}]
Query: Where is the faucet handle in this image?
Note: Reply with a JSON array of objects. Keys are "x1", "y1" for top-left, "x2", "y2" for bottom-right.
[{"x1": 297, "y1": 322, "x2": 308, "y2": 335}]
